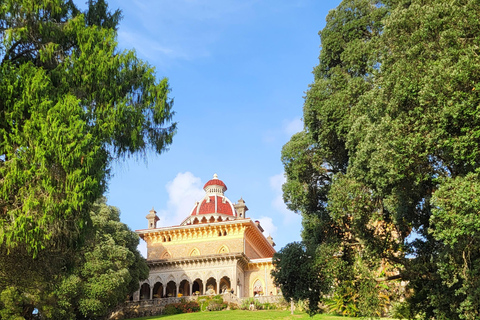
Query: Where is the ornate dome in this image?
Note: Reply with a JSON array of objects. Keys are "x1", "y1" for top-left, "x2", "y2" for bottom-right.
[
  {"x1": 181, "y1": 174, "x2": 238, "y2": 225},
  {"x1": 203, "y1": 173, "x2": 227, "y2": 193}
]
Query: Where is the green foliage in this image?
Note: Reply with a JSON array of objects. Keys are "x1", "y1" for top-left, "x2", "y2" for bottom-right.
[
  {"x1": 272, "y1": 242, "x2": 338, "y2": 315},
  {"x1": 0, "y1": 0, "x2": 174, "y2": 318},
  {"x1": 53, "y1": 198, "x2": 149, "y2": 319},
  {"x1": 240, "y1": 298, "x2": 264, "y2": 311},
  {"x1": 279, "y1": 0, "x2": 480, "y2": 318},
  {"x1": 0, "y1": 0, "x2": 175, "y2": 256},
  {"x1": 197, "y1": 295, "x2": 226, "y2": 312},
  {"x1": 163, "y1": 301, "x2": 200, "y2": 315}
]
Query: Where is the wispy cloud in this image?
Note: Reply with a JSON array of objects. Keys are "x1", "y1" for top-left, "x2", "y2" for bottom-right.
[{"x1": 116, "y1": 0, "x2": 258, "y2": 65}]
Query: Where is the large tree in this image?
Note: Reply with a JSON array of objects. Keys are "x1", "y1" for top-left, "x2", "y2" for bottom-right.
[
  {"x1": 0, "y1": 198, "x2": 149, "y2": 320},
  {"x1": 275, "y1": 0, "x2": 480, "y2": 318},
  {"x1": 0, "y1": 0, "x2": 175, "y2": 318},
  {"x1": 53, "y1": 198, "x2": 149, "y2": 320}
]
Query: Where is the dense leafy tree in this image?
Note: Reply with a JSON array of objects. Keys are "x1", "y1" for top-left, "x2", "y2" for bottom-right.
[
  {"x1": 0, "y1": 0, "x2": 175, "y2": 255},
  {"x1": 0, "y1": 198, "x2": 148, "y2": 319},
  {"x1": 53, "y1": 198, "x2": 148, "y2": 319},
  {"x1": 0, "y1": 0, "x2": 174, "y2": 318},
  {"x1": 275, "y1": 0, "x2": 480, "y2": 318},
  {"x1": 271, "y1": 242, "x2": 338, "y2": 315}
]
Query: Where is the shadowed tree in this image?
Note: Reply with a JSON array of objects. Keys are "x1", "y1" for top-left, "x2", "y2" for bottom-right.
[{"x1": 274, "y1": 0, "x2": 480, "y2": 318}]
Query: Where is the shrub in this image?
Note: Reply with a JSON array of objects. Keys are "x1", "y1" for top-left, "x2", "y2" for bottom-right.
[
  {"x1": 163, "y1": 301, "x2": 200, "y2": 315},
  {"x1": 206, "y1": 302, "x2": 228, "y2": 311},
  {"x1": 198, "y1": 295, "x2": 226, "y2": 311},
  {"x1": 263, "y1": 302, "x2": 278, "y2": 310},
  {"x1": 240, "y1": 298, "x2": 263, "y2": 310},
  {"x1": 228, "y1": 302, "x2": 238, "y2": 310}
]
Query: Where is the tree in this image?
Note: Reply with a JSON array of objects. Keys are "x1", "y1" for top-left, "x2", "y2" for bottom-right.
[
  {"x1": 275, "y1": 0, "x2": 392, "y2": 317},
  {"x1": 0, "y1": 0, "x2": 175, "y2": 318},
  {"x1": 272, "y1": 242, "x2": 337, "y2": 315},
  {"x1": 0, "y1": 198, "x2": 148, "y2": 320},
  {"x1": 275, "y1": 0, "x2": 480, "y2": 318},
  {"x1": 53, "y1": 198, "x2": 149, "y2": 320}
]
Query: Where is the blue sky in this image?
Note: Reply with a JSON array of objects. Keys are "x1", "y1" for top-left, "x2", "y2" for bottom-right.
[{"x1": 91, "y1": 0, "x2": 342, "y2": 255}]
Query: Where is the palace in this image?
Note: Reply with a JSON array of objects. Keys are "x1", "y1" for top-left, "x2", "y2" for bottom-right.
[{"x1": 132, "y1": 174, "x2": 278, "y2": 301}]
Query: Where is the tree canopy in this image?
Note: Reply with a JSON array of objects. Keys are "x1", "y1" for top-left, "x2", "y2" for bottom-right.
[
  {"x1": 0, "y1": 0, "x2": 175, "y2": 255},
  {"x1": 0, "y1": 0, "x2": 175, "y2": 318},
  {"x1": 274, "y1": 0, "x2": 480, "y2": 318}
]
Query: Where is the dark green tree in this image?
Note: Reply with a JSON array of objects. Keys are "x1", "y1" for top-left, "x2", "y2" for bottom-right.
[
  {"x1": 0, "y1": 198, "x2": 148, "y2": 320},
  {"x1": 53, "y1": 198, "x2": 148, "y2": 320},
  {"x1": 0, "y1": 0, "x2": 174, "y2": 318},
  {"x1": 272, "y1": 242, "x2": 338, "y2": 315},
  {"x1": 275, "y1": 0, "x2": 391, "y2": 316},
  {"x1": 275, "y1": 0, "x2": 480, "y2": 318}
]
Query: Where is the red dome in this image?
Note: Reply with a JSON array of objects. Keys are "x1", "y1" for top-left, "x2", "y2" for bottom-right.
[
  {"x1": 203, "y1": 178, "x2": 227, "y2": 191},
  {"x1": 190, "y1": 195, "x2": 235, "y2": 216}
]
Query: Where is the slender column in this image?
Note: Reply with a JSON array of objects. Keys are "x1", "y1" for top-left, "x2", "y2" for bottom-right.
[
  {"x1": 265, "y1": 265, "x2": 268, "y2": 295},
  {"x1": 176, "y1": 283, "x2": 180, "y2": 297},
  {"x1": 189, "y1": 282, "x2": 193, "y2": 296},
  {"x1": 203, "y1": 280, "x2": 206, "y2": 295},
  {"x1": 232, "y1": 265, "x2": 238, "y2": 297},
  {"x1": 163, "y1": 284, "x2": 166, "y2": 297},
  {"x1": 216, "y1": 278, "x2": 220, "y2": 294},
  {"x1": 150, "y1": 285, "x2": 153, "y2": 300}
]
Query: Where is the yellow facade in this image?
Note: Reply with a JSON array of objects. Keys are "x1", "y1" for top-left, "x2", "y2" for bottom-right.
[{"x1": 134, "y1": 174, "x2": 278, "y2": 301}]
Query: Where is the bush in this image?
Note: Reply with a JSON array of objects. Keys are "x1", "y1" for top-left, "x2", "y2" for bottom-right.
[
  {"x1": 206, "y1": 302, "x2": 228, "y2": 311},
  {"x1": 163, "y1": 301, "x2": 200, "y2": 315},
  {"x1": 197, "y1": 295, "x2": 226, "y2": 312},
  {"x1": 240, "y1": 298, "x2": 263, "y2": 310},
  {"x1": 389, "y1": 301, "x2": 411, "y2": 319},
  {"x1": 263, "y1": 302, "x2": 278, "y2": 310},
  {"x1": 228, "y1": 302, "x2": 238, "y2": 310}
]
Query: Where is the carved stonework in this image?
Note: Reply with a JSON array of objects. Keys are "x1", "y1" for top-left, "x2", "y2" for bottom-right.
[{"x1": 135, "y1": 174, "x2": 279, "y2": 301}]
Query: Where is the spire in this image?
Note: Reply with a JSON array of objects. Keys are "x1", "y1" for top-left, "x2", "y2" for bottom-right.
[
  {"x1": 146, "y1": 207, "x2": 159, "y2": 229},
  {"x1": 234, "y1": 197, "x2": 248, "y2": 218}
]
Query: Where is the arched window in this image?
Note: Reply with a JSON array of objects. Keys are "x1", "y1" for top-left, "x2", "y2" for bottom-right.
[
  {"x1": 140, "y1": 283, "x2": 150, "y2": 300},
  {"x1": 253, "y1": 279, "x2": 263, "y2": 296}
]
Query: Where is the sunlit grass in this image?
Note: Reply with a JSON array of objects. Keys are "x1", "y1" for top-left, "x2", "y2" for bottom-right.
[{"x1": 133, "y1": 309, "x2": 391, "y2": 319}]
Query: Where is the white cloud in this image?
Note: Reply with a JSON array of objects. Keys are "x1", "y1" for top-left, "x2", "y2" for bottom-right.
[
  {"x1": 257, "y1": 216, "x2": 277, "y2": 237},
  {"x1": 283, "y1": 117, "x2": 303, "y2": 136},
  {"x1": 157, "y1": 172, "x2": 205, "y2": 227}
]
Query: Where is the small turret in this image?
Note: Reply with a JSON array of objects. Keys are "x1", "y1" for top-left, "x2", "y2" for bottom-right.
[
  {"x1": 267, "y1": 235, "x2": 276, "y2": 247},
  {"x1": 255, "y1": 220, "x2": 264, "y2": 232},
  {"x1": 146, "y1": 207, "x2": 159, "y2": 229},
  {"x1": 234, "y1": 197, "x2": 248, "y2": 218}
]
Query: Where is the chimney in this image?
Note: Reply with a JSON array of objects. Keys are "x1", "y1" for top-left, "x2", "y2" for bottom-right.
[{"x1": 255, "y1": 220, "x2": 264, "y2": 232}]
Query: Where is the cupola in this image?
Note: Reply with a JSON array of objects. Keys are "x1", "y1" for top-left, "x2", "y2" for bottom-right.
[{"x1": 180, "y1": 174, "x2": 238, "y2": 225}]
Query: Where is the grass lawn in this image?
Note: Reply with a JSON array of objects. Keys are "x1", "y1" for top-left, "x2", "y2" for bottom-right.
[{"x1": 133, "y1": 309, "x2": 390, "y2": 320}]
